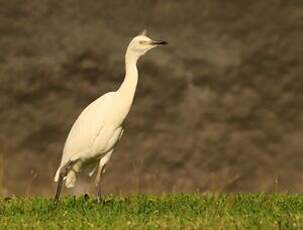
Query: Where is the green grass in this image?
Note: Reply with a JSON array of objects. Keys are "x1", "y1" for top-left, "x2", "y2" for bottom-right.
[{"x1": 0, "y1": 194, "x2": 303, "y2": 229}]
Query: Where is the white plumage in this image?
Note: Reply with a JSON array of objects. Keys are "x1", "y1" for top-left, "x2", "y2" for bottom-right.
[{"x1": 54, "y1": 30, "x2": 167, "y2": 202}]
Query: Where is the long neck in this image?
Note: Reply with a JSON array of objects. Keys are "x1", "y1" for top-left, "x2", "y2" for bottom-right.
[{"x1": 117, "y1": 50, "x2": 139, "y2": 103}]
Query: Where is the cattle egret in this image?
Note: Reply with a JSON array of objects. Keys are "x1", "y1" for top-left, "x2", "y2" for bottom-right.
[{"x1": 54, "y1": 30, "x2": 167, "y2": 202}]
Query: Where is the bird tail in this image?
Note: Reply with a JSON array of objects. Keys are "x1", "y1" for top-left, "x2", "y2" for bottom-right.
[
  {"x1": 54, "y1": 167, "x2": 61, "y2": 182},
  {"x1": 65, "y1": 170, "x2": 77, "y2": 188},
  {"x1": 54, "y1": 161, "x2": 81, "y2": 188}
]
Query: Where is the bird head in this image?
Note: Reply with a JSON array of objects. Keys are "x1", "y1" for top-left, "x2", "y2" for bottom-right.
[{"x1": 126, "y1": 29, "x2": 167, "y2": 57}]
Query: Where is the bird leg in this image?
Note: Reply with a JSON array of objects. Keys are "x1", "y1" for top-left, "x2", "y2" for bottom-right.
[
  {"x1": 96, "y1": 164, "x2": 107, "y2": 204},
  {"x1": 95, "y1": 150, "x2": 113, "y2": 203},
  {"x1": 54, "y1": 161, "x2": 73, "y2": 203}
]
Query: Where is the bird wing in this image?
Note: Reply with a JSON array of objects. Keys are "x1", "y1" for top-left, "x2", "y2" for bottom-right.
[{"x1": 59, "y1": 92, "x2": 116, "y2": 167}]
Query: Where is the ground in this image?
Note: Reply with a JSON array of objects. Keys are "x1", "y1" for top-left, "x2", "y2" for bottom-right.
[{"x1": 1, "y1": 194, "x2": 302, "y2": 229}]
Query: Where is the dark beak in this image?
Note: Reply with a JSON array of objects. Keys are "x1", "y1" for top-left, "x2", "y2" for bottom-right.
[{"x1": 150, "y1": 40, "x2": 168, "y2": 46}]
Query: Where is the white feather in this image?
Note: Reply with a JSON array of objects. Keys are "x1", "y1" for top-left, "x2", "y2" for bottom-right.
[{"x1": 54, "y1": 33, "x2": 167, "y2": 188}]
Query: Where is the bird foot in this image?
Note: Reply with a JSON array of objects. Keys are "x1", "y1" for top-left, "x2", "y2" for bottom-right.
[
  {"x1": 97, "y1": 197, "x2": 105, "y2": 204},
  {"x1": 84, "y1": 193, "x2": 90, "y2": 200}
]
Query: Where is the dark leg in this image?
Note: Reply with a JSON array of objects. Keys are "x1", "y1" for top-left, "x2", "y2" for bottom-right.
[
  {"x1": 96, "y1": 165, "x2": 106, "y2": 204},
  {"x1": 95, "y1": 150, "x2": 114, "y2": 203},
  {"x1": 54, "y1": 161, "x2": 73, "y2": 203}
]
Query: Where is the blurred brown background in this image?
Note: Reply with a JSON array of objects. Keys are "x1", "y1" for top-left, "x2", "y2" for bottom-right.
[{"x1": 0, "y1": 0, "x2": 302, "y2": 196}]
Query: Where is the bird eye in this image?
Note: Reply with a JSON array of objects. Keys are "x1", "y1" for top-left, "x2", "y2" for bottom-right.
[{"x1": 139, "y1": 41, "x2": 145, "y2": 45}]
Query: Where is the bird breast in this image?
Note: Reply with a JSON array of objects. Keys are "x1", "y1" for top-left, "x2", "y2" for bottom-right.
[{"x1": 61, "y1": 92, "x2": 130, "y2": 163}]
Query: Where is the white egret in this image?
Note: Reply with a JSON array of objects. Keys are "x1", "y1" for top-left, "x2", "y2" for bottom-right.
[{"x1": 54, "y1": 30, "x2": 167, "y2": 202}]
